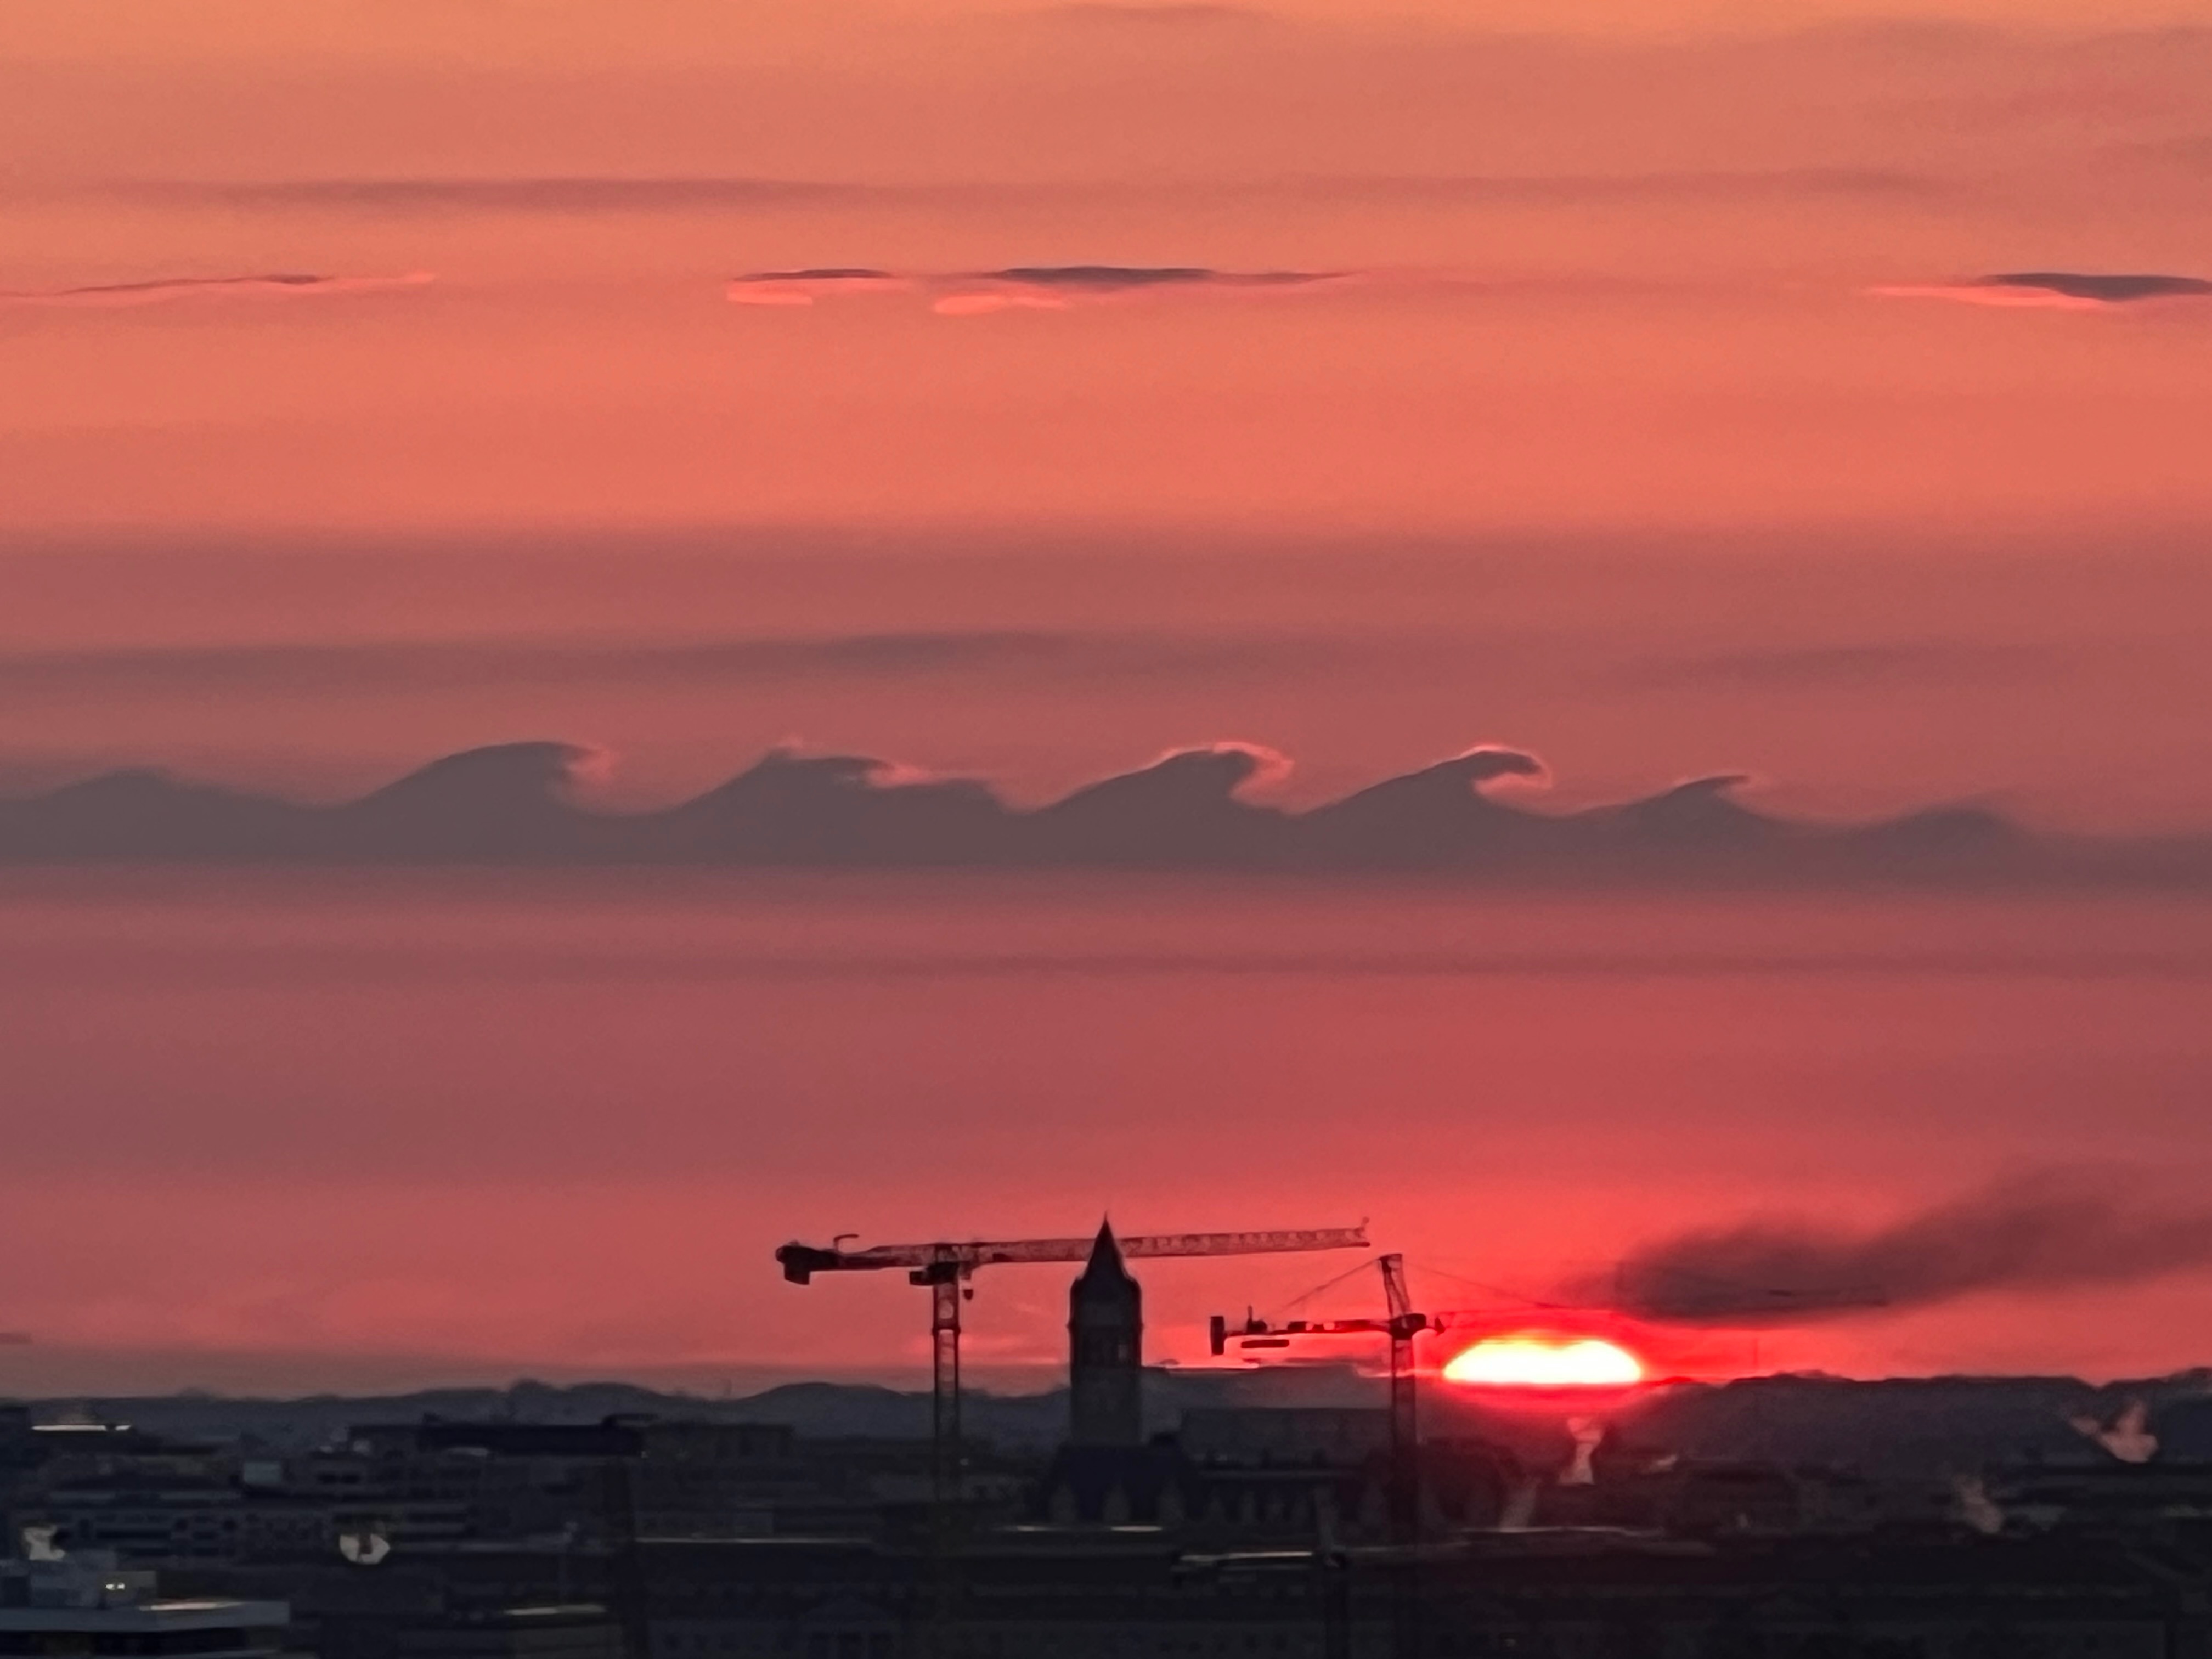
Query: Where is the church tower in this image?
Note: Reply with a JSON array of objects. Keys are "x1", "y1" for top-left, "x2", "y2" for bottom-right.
[{"x1": 1068, "y1": 1221, "x2": 1144, "y2": 1447}]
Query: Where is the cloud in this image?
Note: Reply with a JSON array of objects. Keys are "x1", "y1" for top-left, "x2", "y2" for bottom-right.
[
  {"x1": 1037, "y1": 3, "x2": 1269, "y2": 23},
  {"x1": 1299, "y1": 746, "x2": 1549, "y2": 867},
  {"x1": 725, "y1": 269, "x2": 916, "y2": 307},
  {"x1": 0, "y1": 630, "x2": 1368, "y2": 698},
  {"x1": 931, "y1": 291, "x2": 1075, "y2": 316},
  {"x1": 652, "y1": 747, "x2": 1014, "y2": 865},
  {"x1": 1605, "y1": 1172, "x2": 2212, "y2": 1326},
  {"x1": 1286, "y1": 168, "x2": 1938, "y2": 206},
  {"x1": 1988, "y1": 272, "x2": 2212, "y2": 303},
  {"x1": 1, "y1": 735, "x2": 2209, "y2": 882},
  {"x1": 123, "y1": 178, "x2": 894, "y2": 215},
  {"x1": 105, "y1": 170, "x2": 1939, "y2": 222},
  {"x1": 1632, "y1": 641, "x2": 2056, "y2": 690},
  {"x1": 932, "y1": 265, "x2": 1342, "y2": 314},
  {"x1": 331, "y1": 742, "x2": 610, "y2": 857},
  {"x1": 973, "y1": 266, "x2": 1333, "y2": 290},
  {"x1": 1029, "y1": 742, "x2": 1294, "y2": 865},
  {"x1": 0, "y1": 272, "x2": 433, "y2": 309},
  {"x1": 1870, "y1": 272, "x2": 2212, "y2": 309},
  {"x1": 725, "y1": 264, "x2": 1347, "y2": 315},
  {"x1": 1579, "y1": 772, "x2": 1787, "y2": 853}
]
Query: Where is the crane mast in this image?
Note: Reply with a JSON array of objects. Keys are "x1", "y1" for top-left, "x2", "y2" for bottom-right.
[
  {"x1": 1210, "y1": 1254, "x2": 1431, "y2": 1659},
  {"x1": 1211, "y1": 1254, "x2": 1429, "y2": 1541}
]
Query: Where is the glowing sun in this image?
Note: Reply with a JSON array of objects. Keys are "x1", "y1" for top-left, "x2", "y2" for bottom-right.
[{"x1": 1441, "y1": 1334, "x2": 1646, "y2": 1389}]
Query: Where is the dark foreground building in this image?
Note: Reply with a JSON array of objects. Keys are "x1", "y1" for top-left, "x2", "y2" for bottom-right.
[
  {"x1": 637, "y1": 1530, "x2": 2209, "y2": 1659},
  {"x1": 0, "y1": 1551, "x2": 293, "y2": 1659}
]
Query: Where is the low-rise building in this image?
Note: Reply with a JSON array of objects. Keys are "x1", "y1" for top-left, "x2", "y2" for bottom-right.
[{"x1": 0, "y1": 1550, "x2": 291, "y2": 1659}]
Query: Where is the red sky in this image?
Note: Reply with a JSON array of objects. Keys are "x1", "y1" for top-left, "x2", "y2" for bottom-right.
[
  {"x1": 3, "y1": 0, "x2": 2211, "y2": 1395},
  {"x1": 3, "y1": 873, "x2": 2212, "y2": 1393}
]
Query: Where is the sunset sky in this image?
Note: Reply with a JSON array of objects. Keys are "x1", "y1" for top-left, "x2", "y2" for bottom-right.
[{"x1": 4, "y1": 0, "x2": 2212, "y2": 1396}]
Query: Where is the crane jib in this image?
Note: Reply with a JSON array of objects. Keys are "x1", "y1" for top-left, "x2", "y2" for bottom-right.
[
  {"x1": 1119, "y1": 1229, "x2": 1371, "y2": 1258},
  {"x1": 775, "y1": 1226, "x2": 1367, "y2": 1282}
]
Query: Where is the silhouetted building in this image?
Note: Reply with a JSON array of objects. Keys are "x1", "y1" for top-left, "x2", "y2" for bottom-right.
[
  {"x1": 1180, "y1": 1408, "x2": 1389, "y2": 1468},
  {"x1": 1067, "y1": 1225, "x2": 1142, "y2": 1449},
  {"x1": 306, "y1": 1419, "x2": 810, "y2": 1544},
  {"x1": 393, "y1": 1604, "x2": 623, "y2": 1659},
  {"x1": 168, "y1": 1557, "x2": 622, "y2": 1659},
  {"x1": 0, "y1": 1551, "x2": 291, "y2": 1659},
  {"x1": 634, "y1": 1529, "x2": 2208, "y2": 1659}
]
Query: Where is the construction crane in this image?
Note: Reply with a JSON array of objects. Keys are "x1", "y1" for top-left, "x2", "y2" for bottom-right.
[
  {"x1": 777, "y1": 1225, "x2": 1368, "y2": 1503},
  {"x1": 1211, "y1": 1254, "x2": 1429, "y2": 1543},
  {"x1": 1211, "y1": 1255, "x2": 1430, "y2": 1659}
]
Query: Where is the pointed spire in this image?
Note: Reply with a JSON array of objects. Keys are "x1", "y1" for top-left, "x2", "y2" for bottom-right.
[{"x1": 1077, "y1": 1218, "x2": 1136, "y2": 1289}]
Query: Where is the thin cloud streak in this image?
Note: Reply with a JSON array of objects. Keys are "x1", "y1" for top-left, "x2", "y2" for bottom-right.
[
  {"x1": 1629, "y1": 641, "x2": 2058, "y2": 691},
  {"x1": 0, "y1": 630, "x2": 1376, "y2": 697},
  {"x1": 975, "y1": 266, "x2": 1338, "y2": 289},
  {"x1": 0, "y1": 272, "x2": 434, "y2": 308},
  {"x1": 1870, "y1": 272, "x2": 2212, "y2": 309},
  {"x1": 0, "y1": 629, "x2": 2073, "y2": 711},
  {"x1": 1279, "y1": 167, "x2": 1940, "y2": 205},
  {"x1": 729, "y1": 264, "x2": 1348, "y2": 312},
  {"x1": 1036, "y1": 3, "x2": 1271, "y2": 24},
  {"x1": 93, "y1": 170, "x2": 1940, "y2": 218},
  {"x1": 102, "y1": 178, "x2": 909, "y2": 214},
  {"x1": 726, "y1": 269, "x2": 918, "y2": 306}
]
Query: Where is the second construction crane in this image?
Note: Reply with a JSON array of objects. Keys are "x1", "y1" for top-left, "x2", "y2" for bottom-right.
[{"x1": 1211, "y1": 1254, "x2": 1430, "y2": 1542}]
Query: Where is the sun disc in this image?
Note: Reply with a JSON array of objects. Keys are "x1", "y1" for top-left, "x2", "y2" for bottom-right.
[{"x1": 1441, "y1": 1334, "x2": 1645, "y2": 1389}]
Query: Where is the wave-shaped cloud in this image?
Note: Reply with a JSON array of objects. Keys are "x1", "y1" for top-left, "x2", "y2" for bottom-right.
[
  {"x1": 3, "y1": 737, "x2": 2208, "y2": 883},
  {"x1": 0, "y1": 272, "x2": 435, "y2": 309},
  {"x1": 728, "y1": 264, "x2": 1347, "y2": 313},
  {"x1": 1870, "y1": 271, "x2": 2212, "y2": 310}
]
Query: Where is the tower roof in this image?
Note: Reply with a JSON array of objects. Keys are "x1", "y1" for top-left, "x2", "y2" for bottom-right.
[{"x1": 1074, "y1": 1220, "x2": 1139, "y2": 1294}]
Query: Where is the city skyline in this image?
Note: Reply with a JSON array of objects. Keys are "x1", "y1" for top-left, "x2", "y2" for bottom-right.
[{"x1": 5, "y1": 0, "x2": 2212, "y2": 1398}]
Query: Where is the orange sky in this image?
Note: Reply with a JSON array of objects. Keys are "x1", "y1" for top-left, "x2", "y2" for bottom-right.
[
  {"x1": 5, "y1": 2, "x2": 2211, "y2": 533},
  {"x1": 4, "y1": 0, "x2": 2212, "y2": 1394}
]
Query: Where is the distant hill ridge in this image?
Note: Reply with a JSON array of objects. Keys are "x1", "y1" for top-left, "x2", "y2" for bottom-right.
[{"x1": 27, "y1": 1370, "x2": 2212, "y2": 1474}]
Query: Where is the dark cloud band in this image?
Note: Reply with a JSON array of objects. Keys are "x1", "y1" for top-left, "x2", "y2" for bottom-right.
[
  {"x1": 2, "y1": 737, "x2": 2208, "y2": 882},
  {"x1": 1606, "y1": 1173, "x2": 2212, "y2": 1326}
]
